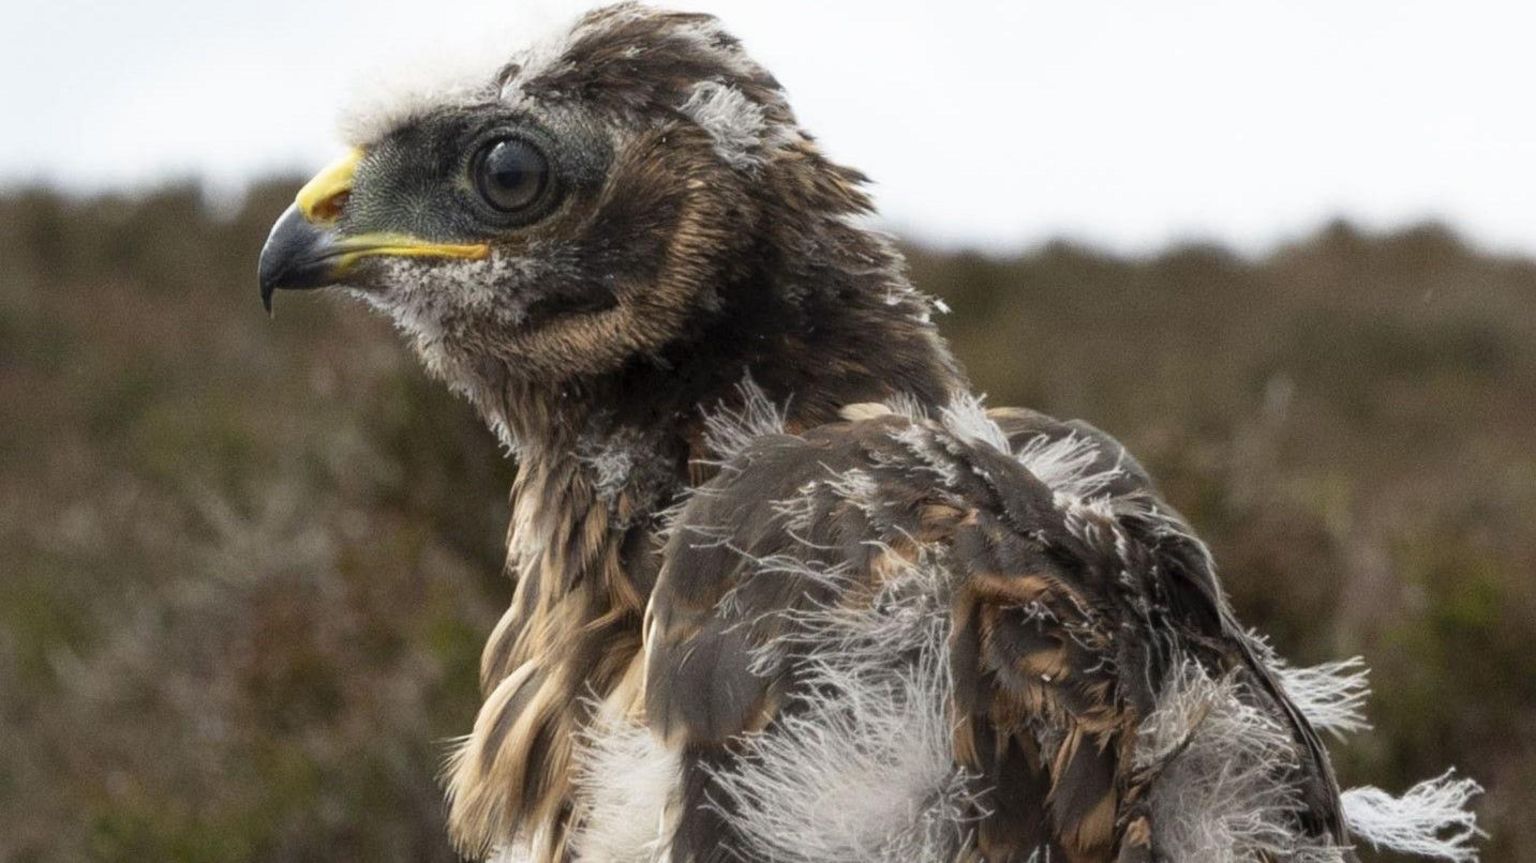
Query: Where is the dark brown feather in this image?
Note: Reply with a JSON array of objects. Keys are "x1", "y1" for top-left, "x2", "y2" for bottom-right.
[{"x1": 646, "y1": 406, "x2": 1353, "y2": 861}]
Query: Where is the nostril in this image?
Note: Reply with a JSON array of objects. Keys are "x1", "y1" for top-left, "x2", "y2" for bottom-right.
[
  {"x1": 295, "y1": 148, "x2": 364, "y2": 225},
  {"x1": 309, "y1": 190, "x2": 349, "y2": 223}
]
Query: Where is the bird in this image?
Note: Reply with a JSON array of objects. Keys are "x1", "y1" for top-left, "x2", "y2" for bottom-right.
[{"x1": 257, "y1": 4, "x2": 1481, "y2": 861}]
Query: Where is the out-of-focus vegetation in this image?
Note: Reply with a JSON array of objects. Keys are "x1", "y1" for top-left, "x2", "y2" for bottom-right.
[{"x1": 1, "y1": 182, "x2": 1531, "y2": 862}]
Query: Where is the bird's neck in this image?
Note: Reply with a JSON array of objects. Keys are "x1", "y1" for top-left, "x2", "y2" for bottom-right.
[
  {"x1": 490, "y1": 230, "x2": 965, "y2": 473},
  {"x1": 446, "y1": 224, "x2": 968, "y2": 854},
  {"x1": 476, "y1": 222, "x2": 971, "y2": 680}
]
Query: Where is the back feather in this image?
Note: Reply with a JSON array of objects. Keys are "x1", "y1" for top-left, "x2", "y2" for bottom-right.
[{"x1": 632, "y1": 391, "x2": 1480, "y2": 862}]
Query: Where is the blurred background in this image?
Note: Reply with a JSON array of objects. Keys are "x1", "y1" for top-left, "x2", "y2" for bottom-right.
[{"x1": 1, "y1": 1, "x2": 1532, "y2": 861}]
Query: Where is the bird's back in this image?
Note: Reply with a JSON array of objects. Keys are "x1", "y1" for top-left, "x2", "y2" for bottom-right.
[{"x1": 586, "y1": 394, "x2": 1358, "y2": 861}]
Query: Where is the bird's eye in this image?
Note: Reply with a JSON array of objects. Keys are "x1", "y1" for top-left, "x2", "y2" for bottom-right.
[{"x1": 472, "y1": 138, "x2": 551, "y2": 213}]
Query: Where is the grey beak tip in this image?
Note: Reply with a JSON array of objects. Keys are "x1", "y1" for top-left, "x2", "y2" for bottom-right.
[{"x1": 257, "y1": 202, "x2": 338, "y2": 311}]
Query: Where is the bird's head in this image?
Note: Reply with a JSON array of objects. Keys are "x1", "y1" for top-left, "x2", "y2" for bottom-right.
[{"x1": 259, "y1": 3, "x2": 920, "y2": 433}]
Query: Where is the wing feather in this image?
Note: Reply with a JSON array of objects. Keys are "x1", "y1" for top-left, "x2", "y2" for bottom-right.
[{"x1": 645, "y1": 405, "x2": 1352, "y2": 862}]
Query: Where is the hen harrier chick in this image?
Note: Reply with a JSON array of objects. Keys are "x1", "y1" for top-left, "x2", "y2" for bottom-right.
[{"x1": 258, "y1": 5, "x2": 1479, "y2": 862}]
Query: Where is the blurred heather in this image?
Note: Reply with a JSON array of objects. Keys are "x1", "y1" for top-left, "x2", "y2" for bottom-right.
[{"x1": 1, "y1": 182, "x2": 1531, "y2": 861}]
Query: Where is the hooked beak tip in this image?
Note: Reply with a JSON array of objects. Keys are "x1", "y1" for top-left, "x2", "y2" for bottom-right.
[{"x1": 257, "y1": 201, "x2": 340, "y2": 308}]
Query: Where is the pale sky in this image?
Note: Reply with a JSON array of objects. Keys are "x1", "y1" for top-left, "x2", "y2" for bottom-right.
[{"x1": 3, "y1": 0, "x2": 1532, "y2": 254}]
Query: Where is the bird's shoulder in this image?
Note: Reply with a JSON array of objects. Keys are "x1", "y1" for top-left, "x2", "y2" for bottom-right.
[{"x1": 646, "y1": 396, "x2": 1212, "y2": 746}]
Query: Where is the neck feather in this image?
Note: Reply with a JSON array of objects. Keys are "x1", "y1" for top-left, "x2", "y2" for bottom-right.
[
  {"x1": 480, "y1": 224, "x2": 965, "y2": 468},
  {"x1": 443, "y1": 218, "x2": 968, "y2": 857}
]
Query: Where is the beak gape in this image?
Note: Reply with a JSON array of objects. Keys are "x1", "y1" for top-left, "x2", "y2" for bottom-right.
[{"x1": 257, "y1": 148, "x2": 490, "y2": 312}]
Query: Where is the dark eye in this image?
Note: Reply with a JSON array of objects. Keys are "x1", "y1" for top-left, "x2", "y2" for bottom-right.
[{"x1": 472, "y1": 137, "x2": 551, "y2": 213}]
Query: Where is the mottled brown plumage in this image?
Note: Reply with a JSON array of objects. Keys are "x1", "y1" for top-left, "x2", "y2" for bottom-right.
[
  {"x1": 258, "y1": 4, "x2": 1479, "y2": 862},
  {"x1": 645, "y1": 404, "x2": 1349, "y2": 862}
]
